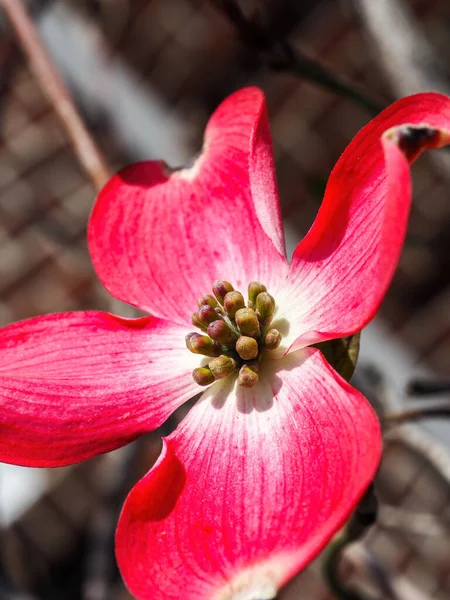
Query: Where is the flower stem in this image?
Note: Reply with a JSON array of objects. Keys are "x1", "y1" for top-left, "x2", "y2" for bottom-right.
[
  {"x1": 322, "y1": 484, "x2": 378, "y2": 600},
  {"x1": 210, "y1": 0, "x2": 384, "y2": 115},
  {"x1": 0, "y1": 0, "x2": 111, "y2": 190}
]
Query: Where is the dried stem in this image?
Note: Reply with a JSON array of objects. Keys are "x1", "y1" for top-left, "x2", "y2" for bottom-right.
[
  {"x1": 407, "y1": 378, "x2": 450, "y2": 396},
  {"x1": 383, "y1": 404, "x2": 450, "y2": 425},
  {"x1": 0, "y1": 0, "x2": 111, "y2": 190},
  {"x1": 378, "y1": 505, "x2": 446, "y2": 537},
  {"x1": 210, "y1": 0, "x2": 384, "y2": 114},
  {"x1": 352, "y1": 0, "x2": 450, "y2": 95},
  {"x1": 83, "y1": 445, "x2": 139, "y2": 600},
  {"x1": 352, "y1": 0, "x2": 450, "y2": 179},
  {"x1": 386, "y1": 427, "x2": 450, "y2": 486}
]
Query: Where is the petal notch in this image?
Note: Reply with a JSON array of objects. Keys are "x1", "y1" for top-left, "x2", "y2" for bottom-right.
[{"x1": 89, "y1": 88, "x2": 288, "y2": 323}]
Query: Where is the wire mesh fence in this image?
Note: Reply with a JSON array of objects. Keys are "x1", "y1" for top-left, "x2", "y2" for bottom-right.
[{"x1": 0, "y1": 0, "x2": 450, "y2": 598}]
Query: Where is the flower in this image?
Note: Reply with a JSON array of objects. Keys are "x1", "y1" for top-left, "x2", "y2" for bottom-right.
[{"x1": 1, "y1": 88, "x2": 449, "y2": 600}]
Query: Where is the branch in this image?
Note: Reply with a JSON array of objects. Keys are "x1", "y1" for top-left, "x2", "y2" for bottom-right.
[
  {"x1": 0, "y1": 0, "x2": 111, "y2": 190},
  {"x1": 82, "y1": 445, "x2": 139, "y2": 600},
  {"x1": 352, "y1": 0, "x2": 450, "y2": 96},
  {"x1": 378, "y1": 505, "x2": 446, "y2": 537},
  {"x1": 386, "y1": 426, "x2": 450, "y2": 486},
  {"x1": 407, "y1": 378, "x2": 450, "y2": 396},
  {"x1": 346, "y1": 545, "x2": 432, "y2": 600},
  {"x1": 352, "y1": 0, "x2": 450, "y2": 178},
  {"x1": 210, "y1": 0, "x2": 384, "y2": 115},
  {"x1": 383, "y1": 403, "x2": 450, "y2": 425}
]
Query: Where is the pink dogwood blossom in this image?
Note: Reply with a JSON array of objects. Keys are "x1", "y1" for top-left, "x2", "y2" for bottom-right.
[{"x1": 0, "y1": 88, "x2": 449, "y2": 600}]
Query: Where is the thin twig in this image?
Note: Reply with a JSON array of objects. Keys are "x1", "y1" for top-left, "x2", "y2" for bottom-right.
[
  {"x1": 407, "y1": 379, "x2": 450, "y2": 396},
  {"x1": 346, "y1": 545, "x2": 429, "y2": 600},
  {"x1": 210, "y1": 0, "x2": 384, "y2": 115},
  {"x1": 0, "y1": 0, "x2": 111, "y2": 190},
  {"x1": 352, "y1": 0, "x2": 450, "y2": 179},
  {"x1": 386, "y1": 426, "x2": 450, "y2": 486},
  {"x1": 352, "y1": 0, "x2": 450, "y2": 95},
  {"x1": 383, "y1": 404, "x2": 450, "y2": 425},
  {"x1": 378, "y1": 505, "x2": 446, "y2": 537},
  {"x1": 82, "y1": 446, "x2": 139, "y2": 600}
]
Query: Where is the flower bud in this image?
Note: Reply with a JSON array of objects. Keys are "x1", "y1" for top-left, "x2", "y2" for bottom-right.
[
  {"x1": 214, "y1": 305, "x2": 226, "y2": 317},
  {"x1": 237, "y1": 361, "x2": 259, "y2": 387},
  {"x1": 224, "y1": 291, "x2": 245, "y2": 319},
  {"x1": 191, "y1": 312, "x2": 207, "y2": 332},
  {"x1": 207, "y1": 320, "x2": 238, "y2": 347},
  {"x1": 263, "y1": 329, "x2": 282, "y2": 350},
  {"x1": 248, "y1": 281, "x2": 267, "y2": 306},
  {"x1": 192, "y1": 367, "x2": 215, "y2": 386},
  {"x1": 197, "y1": 305, "x2": 222, "y2": 327},
  {"x1": 235, "y1": 308, "x2": 260, "y2": 338},
  {"x1": 198, "y1": 294, "x2": 218, "y2": 309},
  {"x1": 255, "y1": 292, "x2": 275, "y2": 320},
  {"x1": 209, "y1": 355, "x2": 237, "y2": 380},
  {"x1": 236, "y1": 336, "x2": 259, "y2": 360},
  {"x1": 213, "y1": 281, "x2": 234, "y2": 304},
  {"x1": 185, "y1": 333, "x2": 221, "y2": 357}
]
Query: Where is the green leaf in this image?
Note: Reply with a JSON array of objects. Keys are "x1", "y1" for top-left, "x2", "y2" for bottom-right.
[{"x1": 313, "y1": 332, "x2": 361, "y2": 382}]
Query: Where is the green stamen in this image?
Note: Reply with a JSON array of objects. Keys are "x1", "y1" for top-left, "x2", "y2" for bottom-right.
[
  {"x1": 186, "y1": 280, "x2": 283, "y2": 388},
  {"x1": 235, "y1": 308, "x2": 260, "y2": 338},
  {"x1": 198, "y1": 294, "x2": 218, "y2": 308},
  {"x1": 255, "y1": 292, "x2": 275, "y2": 320},
  {"x1": 237, "y1": 361, "x2": 259, "y2": 387},
  {"x1": 263, "y1": 329, "x2": 282, "y2": 351},
  {"x1": 248, "y1": 281, "x2": 267, "y2": 307},
  {"x1": 209, "y1": 355, "x2": 237, "y2": 380},
  {"x1": 224, "y1": 291, "x2": 245, "y2": 319},
  {"x1": 213, "y1": 280, "x2": 234, "y2": 304},
  {"x1": 192, "y1": 367, "x2": 215, "y2": 386},
  {"x1": 185, "y1": 332, "x2": 221, "y2": 357},
  {"x1": 236, "y1": 336, "x2": 259, "y2": 360},
  {"x1": 207, "y1": 320, "x2": 239, "y2": 346},
  {"x1": 191, "y1": 312, "x2": 207, "y2": 332},
  {"x1": 196, "y1": 305, "x2": 222, "y2": 327}
]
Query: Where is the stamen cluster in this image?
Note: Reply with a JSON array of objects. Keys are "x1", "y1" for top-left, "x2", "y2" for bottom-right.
[{"x1": 186, "y1": 281, "x2": 282, "y2": 388}]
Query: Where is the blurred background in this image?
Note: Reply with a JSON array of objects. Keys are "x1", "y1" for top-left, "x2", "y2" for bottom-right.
[{"x1": 0, "y1": 0, "x2": 450, "y2": 599}]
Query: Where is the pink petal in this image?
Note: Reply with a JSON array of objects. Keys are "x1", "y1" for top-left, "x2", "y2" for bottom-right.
[
  {"x1": 116, "y1": 349, "x2": 380, "y2": 600},
  {"x1": 279, "y1": 93, "x2": 450, "y2": 350},
  {"x1": 0, "y1": 312, "x2": 199, "y2": 467},
  {"x1": 88, "y1": 87, "x2": 288, "y2": 324}
]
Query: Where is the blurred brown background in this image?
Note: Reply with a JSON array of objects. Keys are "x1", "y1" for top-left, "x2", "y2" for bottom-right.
[{"x1": 0, "y1": 1, "x2": 450, "y2": 599}]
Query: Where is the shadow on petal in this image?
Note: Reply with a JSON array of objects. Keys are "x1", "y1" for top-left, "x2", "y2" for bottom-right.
[
  {"x1": 235, "y1": 382, "x2": 274, "y2": 414},
  {"x1": 116, "y1": 346, "x2": 381, "y2": 600},
  {"x1": 117, "y1": 160, "x2": 169, "y2": 189}
]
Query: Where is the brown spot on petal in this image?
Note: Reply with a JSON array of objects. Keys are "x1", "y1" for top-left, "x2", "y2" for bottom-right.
[{"x1": 383, "y1": 125, "x2": 447, "y2": 161}]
